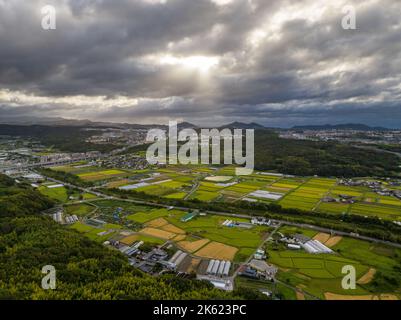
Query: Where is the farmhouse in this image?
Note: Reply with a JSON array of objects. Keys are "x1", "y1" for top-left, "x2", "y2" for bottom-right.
[
  {"x1": 249, "y1": 260, "x2": 277, "y2": 280},
  {"x1": 251, "y1": 217, "x2": 270, "y2": 226}
]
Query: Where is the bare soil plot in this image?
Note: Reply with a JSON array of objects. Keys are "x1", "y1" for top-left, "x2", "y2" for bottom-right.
[
  {"x1": 194, "y1": 241, "x2": 238, "y2": 261},
  {"x1": 179, "y1": 257, "x2": 202, "y2": 274}
]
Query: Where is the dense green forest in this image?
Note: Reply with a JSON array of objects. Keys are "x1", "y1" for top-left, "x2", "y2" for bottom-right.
[
  {"x1": 0, "y1": 174, "x2": 259, "y2": 300},
  {"x1": 0, "y1": 125, "x2": 120, "y2": 153},
  {"x1": 254, "y1": 130, "x2": 401, "y2": 177}
]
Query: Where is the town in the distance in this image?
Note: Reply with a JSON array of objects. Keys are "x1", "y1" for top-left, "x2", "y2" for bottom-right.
[{"x1": 1, "y1": 120, "x2": 401, "y2": 300}]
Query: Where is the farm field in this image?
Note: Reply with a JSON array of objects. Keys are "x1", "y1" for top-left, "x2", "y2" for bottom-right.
[
  {"x1": 70, "y1": 221, "x2": 122, "y2": 242},
  {"x1": 65, "y1": 203, "x2": 95, "y2": 217},
  {"x1": 266, "y1": 226, "x2": 401, "y2": 300},
  {"x1": 38, "y1": 185, "x2": 68, "y2": 202},
  {"x1": 59, "y1": 195, "x2": 401, "y2": 299},
  {"x1": 78, "y1": 169, "x2": 127, "y2": 181},
  {"x1": 49, "y1": 164, "x2": 401, "y2": 221}
]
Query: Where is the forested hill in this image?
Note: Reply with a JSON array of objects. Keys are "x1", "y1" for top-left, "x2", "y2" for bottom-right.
[
  {"x1": 254, "y1": 130, "x2": 401, "y2": 177},
  {"x1": 0, "y1": 175, "x2": 255, "y2": 300},
  {"x1": 0, "y1": 124, "x2": 119, "y2": 153}
]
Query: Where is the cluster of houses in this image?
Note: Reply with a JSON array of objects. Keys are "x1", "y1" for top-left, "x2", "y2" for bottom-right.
[
  {"x1": 99, "y1": 154, "x2": 149, "y2": 170},
  {"x1": 322, "y1": 194, "x2": 357, "y2": 204},
  {"x1": 251, "y1": 217, "x2": 280, "y2": 228},
  {"x1": 111, "y1": 240, "x2": 170, "y2": 274},
  {"x1": 340, "y1": 179, "x2": 401, "y2": 199}
]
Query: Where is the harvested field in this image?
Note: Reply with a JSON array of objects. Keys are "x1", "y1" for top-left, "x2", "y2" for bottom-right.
[
  {"x1": 139, "y1": 227, "x2": 176, "y2": 240},
  {"x1": 325, "y1": 236, "x2": 343, "y2": 247},
  {"x1": 173, "y1": 234, "x2": 186, "y2": 241},
  {"x1": 194, "y1": 241, "x2": 238, "y2": 261},
  {"x1": 357, "y1": 268, "x2": 376, "y2": 285},
  {"x1": 107, "y1": 179, "x2": 131, "y2": 188},
  {"x1": 177, "y1": 238, "x2": 210, "y2": 253},
  {"x1": 161, "y1": 223, "x2": 186, "y2": 234},
  {"x1": 120, "y1": 234, "x2": 138, "y2": 245},
  {"x1": 324, "y1": 293, "x2": 374, "y2": 300},
  {"x1": 205, "y1": 176, "x2": 233, "y2": 182},
  {"x1": 146, "y1": 218, "x2": 169, "y2": 228},
  {"x1": 313, "y1": 233, "x2": 331, "y2": 243}
]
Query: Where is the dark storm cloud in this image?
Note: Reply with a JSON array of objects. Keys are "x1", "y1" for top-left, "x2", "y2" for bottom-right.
[{"x1": 0, "y1": 0, "x2": 400, "y2": 127}]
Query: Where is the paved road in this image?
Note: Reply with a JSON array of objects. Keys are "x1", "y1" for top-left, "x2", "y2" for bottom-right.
[{"x1": 40, "y1": 172, "x2": 401, "y2": 250}]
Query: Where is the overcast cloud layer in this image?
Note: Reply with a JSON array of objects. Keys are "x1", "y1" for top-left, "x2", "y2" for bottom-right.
[{"x1": 0, "y1": 0, "x2": 400, "y2": 127}]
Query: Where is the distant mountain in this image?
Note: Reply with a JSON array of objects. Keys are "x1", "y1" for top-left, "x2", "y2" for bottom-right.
[
  {"x1": 219, "y1": 122, "x2": 266, "y2": 130},
  {"x1": 177, "y1": 122, "x2": 198, "y2": 130},
  {"x1": 0, "y1": 117, "x2": 264, "y2": 131},
  {"x1": 0, "y1": 116, "x2": 166, "y2": 130},
  {"x1": 291, "y1": 123, "x2": 392, "y2": 131},
  {"x1": 0, "y1": 116, "x2": 119, "y2": 128}
]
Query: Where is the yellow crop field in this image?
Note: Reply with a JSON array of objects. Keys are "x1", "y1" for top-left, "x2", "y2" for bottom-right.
[
  {"x1": 177, "y1": 238, "x2": 210, "y2": 253},
  {"x1": 139, "y1": 227, "x2": 176, "y2": 240},
  {"x1": 173, "y1": 234, "x2": 187, "y2": 241},
  {"x1": 161, "y1": 223, "x2": 186, "y2": 234},
  {"x1": 313, "y1": 233, "x2": 331, "y2": 243},
  {"x1": 146, "y1": 218, "x2": 169, "y2": 228},
  {"x1": 120, "y1": 234, "x2": 139, "y2": 246},
  {"x1": 194, "y1": 241, "x2": 238, "y2": 261}
]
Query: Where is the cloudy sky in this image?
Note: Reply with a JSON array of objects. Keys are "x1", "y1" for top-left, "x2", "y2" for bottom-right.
[{"x1": 0, "y1": 0, "x2": 400, "y2": 127}]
